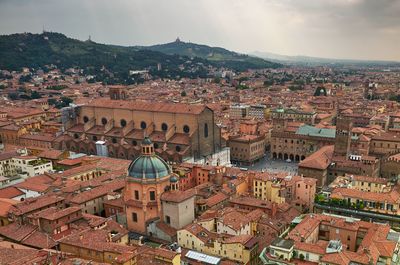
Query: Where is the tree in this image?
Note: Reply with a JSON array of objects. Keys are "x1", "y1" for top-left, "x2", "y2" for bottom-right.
[
  {"x1": 299, "y1": 254, "x2": 305, "y2": 260},
  {"x1": 181, "y1": 91, "x2": 187, "y2": 97},
  {"x1": 264, "y1": 80, "x2": 274, "y2": 87},
  {"x1": 60, "y1": 96, "x2": 73, "y2": 106},
  {"x1": 8, "y1": 92, "x2": 18, "y2": 100},
  {"x1": 31, "y1": 91, "x2": 41, "y2": 99},
  {"x1": 213, "y1": 77, "x2": 221, "y2": 84},
  {"x1": 48, "y1": 98, "x2": 57, "y2": 106},
  {"x1": 314, "y1": 194, "x2": 325, "y2": 204}
]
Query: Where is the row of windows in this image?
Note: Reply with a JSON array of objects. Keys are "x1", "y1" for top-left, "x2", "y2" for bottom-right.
[
  {"x1": 133, "y1": 190, "x2": 156, "y2": 201},
  {"x1": 83, "y1": 116, "x2": 192, "y2": 133}
]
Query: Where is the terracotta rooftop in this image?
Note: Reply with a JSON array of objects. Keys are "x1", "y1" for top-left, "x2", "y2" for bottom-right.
[
  {"x1": 9, "y1": 195, "x2": 65, "y2": 216},
  {"x1": 298, "y1": 145, "x2": 334, "y2": 170},
  {"x1": 0, "y1": 186, "x2": 25, "y2": 199},
  {"x1": 160, "y1": 189, "x2": 195, "y2": 203},
  {"x1": 87, "y1": 98, "x2": 207, "y2": 115},
  {"x1": 0, "y1": 198, "x2": 18, "y2": 217}
]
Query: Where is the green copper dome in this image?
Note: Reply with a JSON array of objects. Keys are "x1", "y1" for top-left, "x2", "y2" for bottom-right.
[
  {"x1": 128, "y1": 154, "x2": 171, "y2": 179},
  {"x1": 170, "y1": 174, "x2": 179, "y2": 183}
]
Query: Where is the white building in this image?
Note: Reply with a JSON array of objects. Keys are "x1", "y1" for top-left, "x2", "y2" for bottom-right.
[{"x1": 11, "y1": 156, "x2": 53, "y2": 178}]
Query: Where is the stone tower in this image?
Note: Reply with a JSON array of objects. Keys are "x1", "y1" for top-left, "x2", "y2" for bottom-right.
[
  {"x1": 334, "y1": 117, "x2": 353, "y2": 158},
  {"x1": 109, "y1": 85, "x2": 127, "y2": 100}
]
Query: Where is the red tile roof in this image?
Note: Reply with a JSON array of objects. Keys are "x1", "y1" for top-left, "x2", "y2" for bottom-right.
[
  {"x1": 87, "y1": 98, "x2": 207, "y2": 115},
  {"x1": 0, "y1": 186, "x2": 25, "y2": 199}
]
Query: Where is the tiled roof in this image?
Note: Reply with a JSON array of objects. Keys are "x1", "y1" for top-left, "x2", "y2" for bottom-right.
[
  {"x1": 0, "y1": 186, "x2": 25, "y2": 199},
  {"x1": 0, "y1": 150, "x2": 18, "y2": 160},
  {"x1": 86, "y1": 98, "x2": 207, "y2": 115},
  {"x1": 205, "y1": 192, "x2": 228, "y2": 208},
  {"x1": 0, "y1": 222, "x2": 37, "y2": 241},
  {"x1": 160, "y1": 189, "x2": 195, "y2": 203},
  {"x1": 30, "y1": 206, "x2": 81, "y2": 221},
  {"x1": 298, "y1": 145, "x2": 334, "y2": 170},
  {"x1": 156, "y1": 221, "x2": 177, "y2": 237},
  {"x1": 0, "y1": 247, "x2": 39, "y2": 265},
  {"x1": 14, "y1": 181, "x2": 50, "y2": 193},
  {"x1": 9, "y1": 195, "x2": 65, "y2": 216},
  {"x1": 69, "y1": 179, "x2": 125, "y2": 204},
  {"x1": 218, "y1": 209, "x2": 250, "y2": 231},
  {"x1": 0, "y1": 198, "x2": 18, "y2": 217},
  {"x1": 38, "y1": 149, "x2": 65, "y2": 159},
  {"x1": 331, "y1": 187, "x2": 400, "y2": 204}
]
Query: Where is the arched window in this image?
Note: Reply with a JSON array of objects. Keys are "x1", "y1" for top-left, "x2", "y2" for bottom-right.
[
  {"x1": 112, "y1": 138, "x2": 117, "y2": 144},
  {"x1": 149, "y1": 190, "x2": 156, "y2": 201},
  {"x1": 140, "y1": 121, "x2": 147, "y2": 129},
  {"x1": 74, "y1": 133, "x2": 79, "y2": 139},
  {"x1": 132, "y1": 140, "x2": 137, "y2": 146},
  {"x1": 83, "y1": 116, "x2": 89, "y2": 123},
  {"x1": 161, "y1": 123, "x2": 168, "y2": 131},
  {"x1": 92, "y1": 135, "x2": 98, "y2": 141},
  {"x1": 120, "y1": 119, "x2": 127, "y2": 127},
  {"x1": 183, "y1": 125, "x2": 190, "y2": 133},
  {"x1": 176, "y1": 145, "x2": 181, "y2": 152},
  {"x1": 154, "y1": 143, "x2": 159, "y2": 149},
  {"x1": 204, "y1": 123, "x2": 208, "y2": 138},
  {"x1": 101, "y1": 118, "x2": 107, "y2": 125}
]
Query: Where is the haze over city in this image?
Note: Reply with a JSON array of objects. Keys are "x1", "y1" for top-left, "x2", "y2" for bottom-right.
[{"x1": 1, "y1": 0, "x2": 400, "y2": 61}]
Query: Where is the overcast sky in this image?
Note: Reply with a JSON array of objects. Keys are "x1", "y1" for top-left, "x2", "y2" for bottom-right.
[{"x1": 0, "y1": 0, "x2": 399, "y2": 61}]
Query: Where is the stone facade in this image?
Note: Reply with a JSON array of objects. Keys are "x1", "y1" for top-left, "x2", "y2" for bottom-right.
[{"x1": 56, "y1": 98, "x2": 222, "y2": 163}]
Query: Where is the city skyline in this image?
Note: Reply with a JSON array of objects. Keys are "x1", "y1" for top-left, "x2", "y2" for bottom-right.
[{"x1": 0, "y1": 0, "x2": 400, "y2": 61}]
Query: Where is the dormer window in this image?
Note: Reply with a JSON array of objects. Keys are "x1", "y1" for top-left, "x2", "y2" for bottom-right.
[{"x1": 101, "y1": 118, "x2": 107, "y2": 125}]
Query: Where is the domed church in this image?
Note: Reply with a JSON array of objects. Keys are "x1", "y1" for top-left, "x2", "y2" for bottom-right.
[{"x1": 123, "y1": 137, "x2": 176, "y2": 233}]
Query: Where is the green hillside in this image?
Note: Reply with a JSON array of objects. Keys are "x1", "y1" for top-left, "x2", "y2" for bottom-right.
[
  {"x1": 0, "y1": 32, "x2": 281, "y2": 82},
  {"x1": 143, "y1": 39, "x2": 281, "y2": 71}
]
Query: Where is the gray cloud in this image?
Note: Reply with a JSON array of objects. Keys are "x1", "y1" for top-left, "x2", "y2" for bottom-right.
[{"x1": 0, "y1": 0, "x2": 399, "y2": 60}]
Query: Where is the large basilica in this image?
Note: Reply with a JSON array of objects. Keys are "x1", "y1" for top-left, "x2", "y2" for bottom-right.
[{"x1": 56, "y1": 87, "x2": 223, "y2": 163}]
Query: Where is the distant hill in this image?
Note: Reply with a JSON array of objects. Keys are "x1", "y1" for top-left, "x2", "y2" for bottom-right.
[
  {"x1": 141, "y1": 39, "x2": 281, "y2": 71},
  {"x1": 251, "y1": 51, "x2": 400, "y2": 67},
  {"x1": 0, "y1": 32, "x2": 214, "y2": 80},
  {"x1": 0, "y1": 33, "x2": 281, "y2": 80}
]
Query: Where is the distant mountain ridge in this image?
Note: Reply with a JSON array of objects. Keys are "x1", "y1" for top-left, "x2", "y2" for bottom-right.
[{"x1": 251, "y1": 51, "x2": 400, "y2": 66}]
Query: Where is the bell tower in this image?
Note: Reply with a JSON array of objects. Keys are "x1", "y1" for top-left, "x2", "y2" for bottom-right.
[{"x1": 169, "y1": 174, "x2": 179, "y2": 191}]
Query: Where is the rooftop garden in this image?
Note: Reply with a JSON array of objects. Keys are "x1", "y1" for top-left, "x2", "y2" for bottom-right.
[{"x1": 28, "y1": 158, "x2": 51, "y2": 167}]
